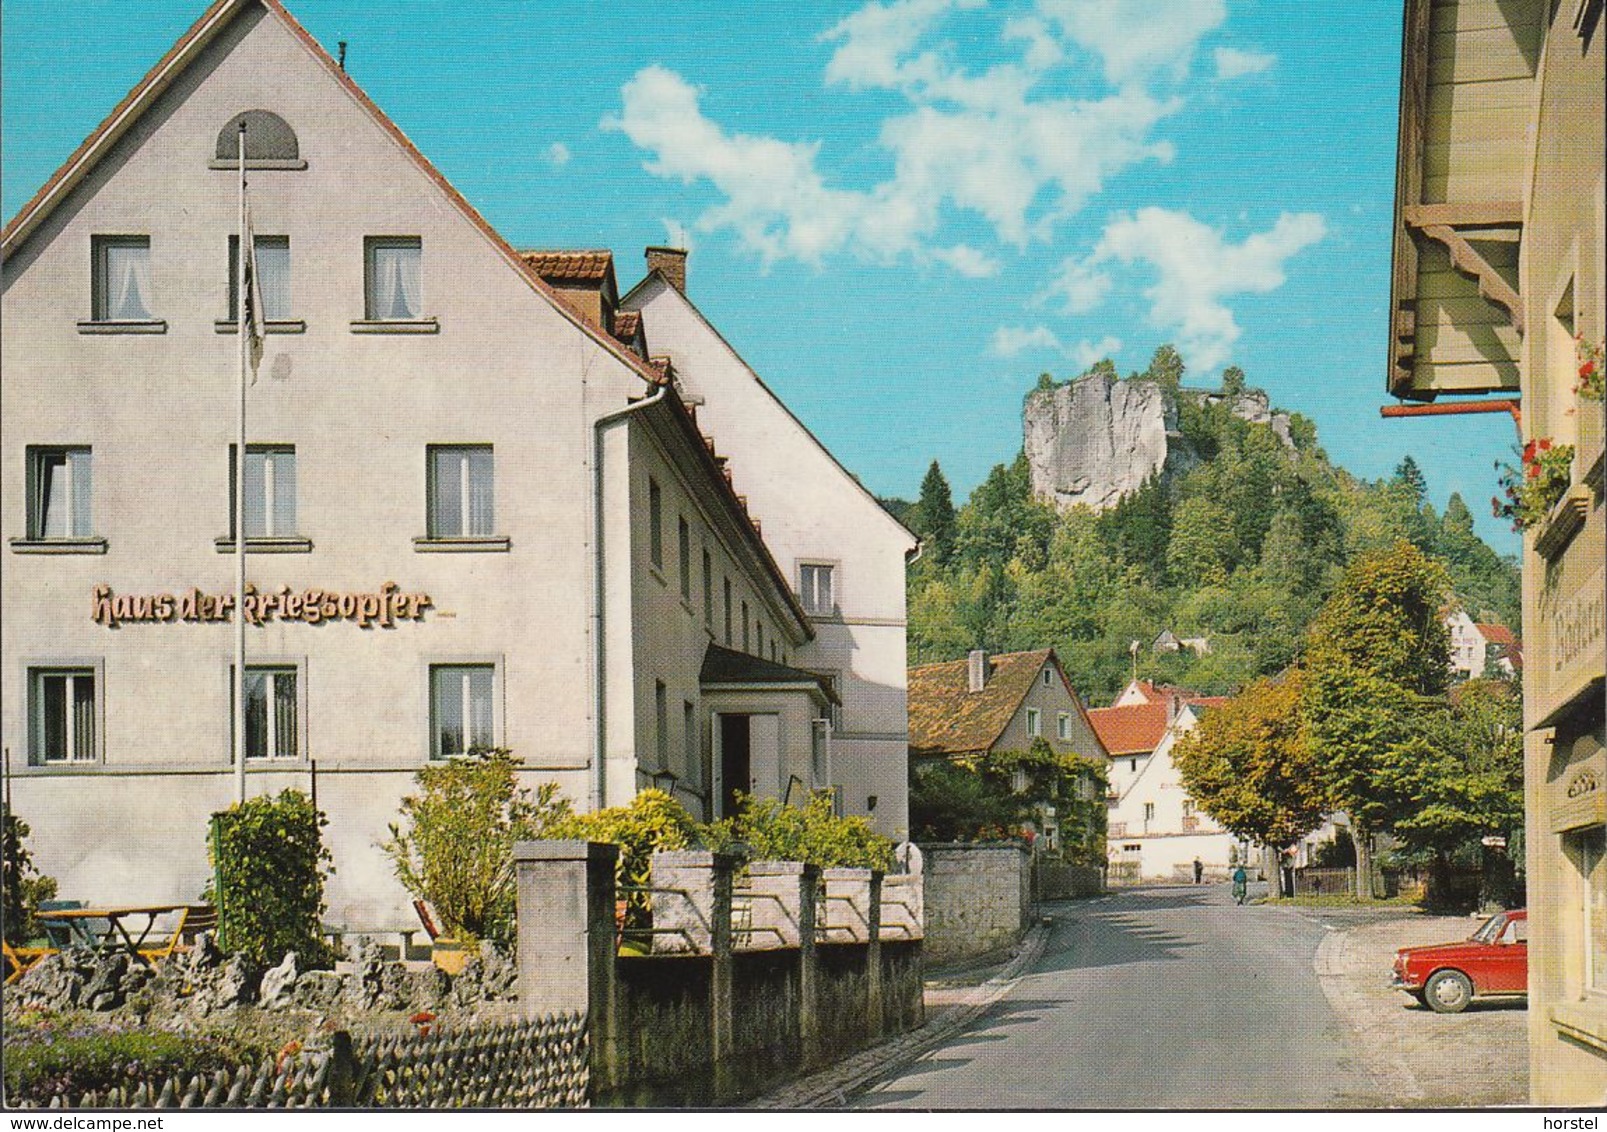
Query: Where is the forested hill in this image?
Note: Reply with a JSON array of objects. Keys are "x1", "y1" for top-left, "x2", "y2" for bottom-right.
[{"x1": 884, "y1": 353, "x2": 1521, "y2": 707}]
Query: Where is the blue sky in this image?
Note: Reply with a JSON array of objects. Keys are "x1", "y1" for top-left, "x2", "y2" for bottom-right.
[{"x1": 2, "y1": 0, "x2": 1521, "y2": 554}]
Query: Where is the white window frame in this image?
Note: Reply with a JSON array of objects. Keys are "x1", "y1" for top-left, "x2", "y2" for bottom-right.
[
  {"x1": 231, "y1": 444, "x2": 297, "y2": 540},
  {"x1": 364, "y1": 236, "x2": 423, "y2": 321},
  {"x1": 798, "y1": 561, "x2": 838, "y2": 617},
  {"x1": 1043, "y1": 668, "x2": 1053, "y2": 687},
  {"x1": 427, "y1": 445, "x2": 495, "y2": 539},
  {"x1": 24, "y1": 660, "x2": 104, "y2": 766},
  {"x1": 228, "y1": 661, "x2": 306, "y2": 762},
  {"x1": 92, "y1": 235, "x2": 154, "y2": 322},
  {"x1": 1026, "y1": 707, "x2": 1041, "y2": 737},
  {"x1": 25, "y1": 446, "x2": 93, "y2": 540},
  {"x1": 229, "y1": 234, "x2": 291, "y2": 321},
  {"x1": 1057, "y1": 712, "x2": 1071, "y2": 741},
  {"x1": 427, "y1": 659, "x2": 502, "y2": 760}
]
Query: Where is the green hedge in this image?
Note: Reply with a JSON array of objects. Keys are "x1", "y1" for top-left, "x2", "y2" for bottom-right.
[{"x1": 209, "y1": 790, "x2": 333, "y2": 968}]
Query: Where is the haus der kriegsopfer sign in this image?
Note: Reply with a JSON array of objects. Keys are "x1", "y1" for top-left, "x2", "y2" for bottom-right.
[{"x1": 92, "y1": 583, "x2": 432, "y2": 629}]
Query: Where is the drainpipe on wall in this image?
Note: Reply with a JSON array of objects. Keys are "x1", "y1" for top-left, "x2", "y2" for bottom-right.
[{"x1": 590, "y1": 384, "x2": 669, "y2": 812}]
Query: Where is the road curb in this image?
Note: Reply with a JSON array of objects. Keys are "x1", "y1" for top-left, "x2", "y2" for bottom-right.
[
  {"x1": 746, "y1": 919, "x2": 1053, "y2": 1109},
  {"x1": 1314, "y1": 922, "x2": 1426, "y2": 1104}
]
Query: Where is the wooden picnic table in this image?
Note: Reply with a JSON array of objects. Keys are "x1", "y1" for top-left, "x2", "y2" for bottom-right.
[{"x1": 36, "y1": 904, "x2": 188, "y2": 966}]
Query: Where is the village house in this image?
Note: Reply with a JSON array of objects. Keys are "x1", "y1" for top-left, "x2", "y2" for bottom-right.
[
  {"x1": 1090, "y1": 680, "x2": 1242, "y2": 883},
  {"x1": 620, "y1": 252, "x2": 919, "y2": 837},
  {"x1": 907, "y1": 649, "x2": 1109, "y2": 853},
  {"x1": 1384, "y1": 0, "x2": 1604, "y2": 1102},
  {"x1": 1443, "y1": 607, "x2": 1521, "y2": 680},
  {"x1": 0, "y1": 0, "x2": 908, "y2": 935}
]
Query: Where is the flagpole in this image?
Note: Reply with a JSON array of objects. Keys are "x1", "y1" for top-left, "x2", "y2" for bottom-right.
[{"x1": 234, "y1": 120, "x2": 248, "y2": 805}]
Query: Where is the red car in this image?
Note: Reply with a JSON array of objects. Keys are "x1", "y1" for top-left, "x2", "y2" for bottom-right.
[{"x1": 1390, "y1": 908, "x2": 1527, "y2": 1013}]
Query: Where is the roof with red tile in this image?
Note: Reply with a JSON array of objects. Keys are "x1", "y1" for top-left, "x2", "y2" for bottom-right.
[
  {"x1": 1475, "y1": 623, "x2": 1519, "y2": 647},
  {"x1": 908, "y1": 649, "x2": 1054, "y2": 758},
  {"x1": 613, "y1": 309, "x2": 642, "y2": 341},
  {"x1": 1086, "y1": 701, "x2": 1172, "y2": 756},
  {"x1": 518, "y1": 249, "x2": 615, "y2": 285}
]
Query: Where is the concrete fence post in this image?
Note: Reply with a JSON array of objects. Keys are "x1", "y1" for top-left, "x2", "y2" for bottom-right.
[
  {"x1": 798, "y1": 863, "x2": 822, "y2": 1069},
  {"x1": 514, "y1": 839, "x2": 619, "y2": 1094},
  {"x1": 710, "y1": 850, "x2": 737, "y2": 1102},
  {"x1": 866, "y1": 870, "x2": 885, "y2": 1043},
  {"x1": 650, "y1": 849, "x2": 719, "y2": 954}
]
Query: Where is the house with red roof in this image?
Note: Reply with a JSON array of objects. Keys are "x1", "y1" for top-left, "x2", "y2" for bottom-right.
[
  {"x1": 907, "y1": 649, "x2": 1109, "y2": 854},
  {"x1": 1445, "y1": 609, "x2": 1522, "y2": 680},
  {"x1": 1090, "y1": 679, "x2": 1246, "y2": 884}
]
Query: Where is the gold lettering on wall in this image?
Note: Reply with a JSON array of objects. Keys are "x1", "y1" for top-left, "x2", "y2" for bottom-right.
[{"x1": 92, "y1": 583, "x2": 431, "y2": 629}]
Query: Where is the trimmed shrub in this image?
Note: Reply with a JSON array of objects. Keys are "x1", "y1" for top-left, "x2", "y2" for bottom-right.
[
  {"x1": 382, "y1": 748, "x2": 571, "y2": 945},
  {"x1": 2, "y1": 810, "x2": 57, "y2": 946},
  {"x1": 209, "y1": 790, "x2": 333, "y2": 969},
  {"x1": 704, "y1": 792, "x2": 895, "y2": 872}
]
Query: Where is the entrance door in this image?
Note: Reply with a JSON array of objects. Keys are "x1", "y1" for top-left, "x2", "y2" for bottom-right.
[{"x1": 711, "y1": 712, "x2": 781, "y2": 818}]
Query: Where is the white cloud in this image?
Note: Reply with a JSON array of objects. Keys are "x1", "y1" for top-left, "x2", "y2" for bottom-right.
[
  {"x1": 1213, "y1": 47, "x2": 1275, "y2": 80},
  {"x1": 1067, "y1": 207, "x2": 1326, "y2": 371},
  {"x1": 606, "y1": 3, "x2": 1186, "y2": 273},
  {"x1": 545, "y1": 142, "x2": 571, "y2": 167},
  {"x1": 1046, "y1": 258, "x2": 1113, "y2": 314},
  {"x1": 660, "y1": 219, "x2": 694, "y2": 252},
  {"x1": 1072, "y1": 336, "x2": 1123, "y2": 368},
  {"x1": 1038, "y1": 0, "x2": 1227, "y2": 86},
  {"x1": 930, "y1": 244, "x2": 1001, "y2": 277},
  {"x1": 992, "y1": 325, "x2": 1063, "y2": 357}
]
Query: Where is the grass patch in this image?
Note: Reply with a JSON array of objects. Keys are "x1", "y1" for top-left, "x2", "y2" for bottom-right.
[{"x1": 1259, "y1": 893, "x2": 1422, "y2": 908}]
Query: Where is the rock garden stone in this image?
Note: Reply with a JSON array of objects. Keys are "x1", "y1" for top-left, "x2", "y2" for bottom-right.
[{"x1": 258, "y1": 951, "x2": 299, "y2": 1008}]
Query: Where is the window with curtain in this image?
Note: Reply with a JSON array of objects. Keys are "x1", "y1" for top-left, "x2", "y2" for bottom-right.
[
  {"x1": 230, "y1": 445, "x2": 297, "y2": 538},
  {"x1": 428, "y1": 446, "x2": 494, "y2": 537},
  {"x1": 230, "y1": 235, "x2": 291, "y2": 320},
  {"x1": 27, "y1": 447, "x2": 92, "y2": 539},
  {"x1": 430, "y1": 664, "x2": 495, "y2": 759},
  {"x1": 1058, "y1": 713, "x2": 1071, "y2": 740},
  {"x1": 365, "y1": 237, "x2": 422, "y2": 320},
  {"x1": 799, "y1": 563, "x2": 834, "y2": 615},
  {"x1": 234, "y1": 666, "x2": 298, "y2": 760},
  {"x1": 1027, "y1": 707, "x2": 1041, "y2": 736},
  {"x1": 93, "y1": 236, "x2": 153, "y2": 320},
  {"x1": 30, "y1": 668, "x2": 96, "y2": 764}
]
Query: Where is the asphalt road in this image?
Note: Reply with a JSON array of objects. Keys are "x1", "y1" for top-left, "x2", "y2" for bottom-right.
[{"x1": 855, "y1": 884, "x2": 1383, "y2": 1110}]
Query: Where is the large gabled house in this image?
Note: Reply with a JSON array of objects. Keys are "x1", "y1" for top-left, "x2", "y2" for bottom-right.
[
  {"x1": 907, "y1": 649, "x2": 1109, "y2": 853},
  {"x1": 0, "y1": 0, "x2": 897, "y2": 932}
]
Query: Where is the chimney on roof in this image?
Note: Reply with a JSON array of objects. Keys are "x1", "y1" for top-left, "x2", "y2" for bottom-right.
[
  {"x1": 646, "y1": 246, "x2": 687, "y2": 294},
  {"x1": 967, "y1": 650, "x2": 988, "y2": 693}
]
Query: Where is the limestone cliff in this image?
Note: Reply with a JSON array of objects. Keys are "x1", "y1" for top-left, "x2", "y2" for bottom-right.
[{"x1": 1024, "y1": 373, "x2": 1293, "y2": 514}]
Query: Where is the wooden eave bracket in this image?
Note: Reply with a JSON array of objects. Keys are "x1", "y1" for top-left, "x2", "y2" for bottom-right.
[{"x1": 1403, "y1": 203, "x2": 1525, "y2": 335}]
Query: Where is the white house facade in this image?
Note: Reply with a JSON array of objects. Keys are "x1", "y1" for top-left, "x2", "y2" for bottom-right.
[
  {"x1": 621, "y1": 263, "x2": 919, "y2": 839},
  {"x1": 1094, "y1": 685, "x2": 1243, "y2": 882},
  {"x1": 1, "y1": 0, "x2": 885, "y2": 932}
]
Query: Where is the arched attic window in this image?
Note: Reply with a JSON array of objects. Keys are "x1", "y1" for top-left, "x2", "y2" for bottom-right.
[{"x1": 210, "y1": 110, "x2": 305, "y2": 170}]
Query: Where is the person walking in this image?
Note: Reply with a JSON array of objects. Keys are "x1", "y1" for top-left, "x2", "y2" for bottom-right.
[
  {"x1": 1232, "y1": 864, "x2": 1248, "y2": 905},
  {"x1": 1192, "y1": 857, "x2": 1203, "y2": 885}
]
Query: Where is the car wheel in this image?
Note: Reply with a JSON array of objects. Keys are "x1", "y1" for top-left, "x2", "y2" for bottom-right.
[{"x1": 1424, "y1": 969, "x2": 1473, "y2": 1014}]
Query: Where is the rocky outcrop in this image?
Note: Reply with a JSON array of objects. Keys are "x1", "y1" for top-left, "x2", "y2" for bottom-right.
[
  {"x1": 1024, "y1": 374, "x2": 1294, "y2": 514},
  {"x1": 1024, "y1": 373, "x2": 1175, "y2": 512}
]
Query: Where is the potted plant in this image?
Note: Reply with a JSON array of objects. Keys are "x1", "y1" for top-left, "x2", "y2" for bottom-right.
[
  {"x1": 1575, "y1": 333, "x2": 1604, "y2": 468},
  {"x1": 1492, "y1": 438, "x2": 1574, "y2": 532},
  {"x1": 382, "y1": 748, "x2": 570, "y2": 971}
]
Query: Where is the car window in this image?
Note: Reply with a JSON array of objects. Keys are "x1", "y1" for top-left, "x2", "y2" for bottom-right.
[
  {"x1": 1506, "y1": 918, "x2": 1527, "y2": 944},
  {"x1": 1473, "y1": 914, "x2": 1505, "y2": 944}
]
